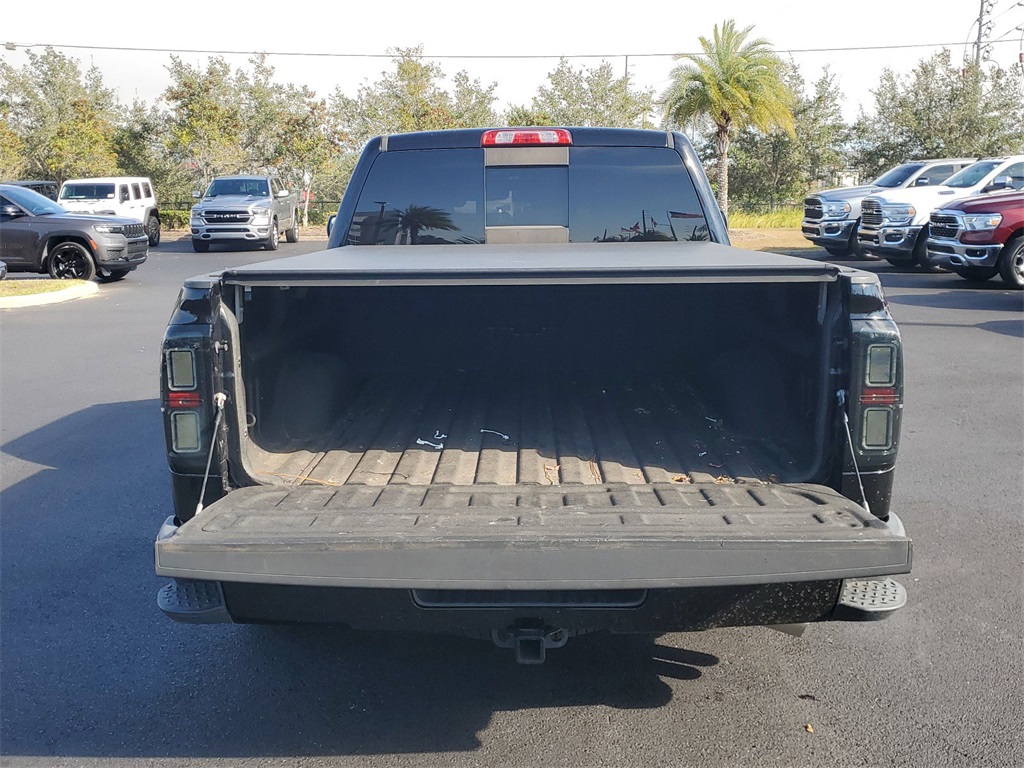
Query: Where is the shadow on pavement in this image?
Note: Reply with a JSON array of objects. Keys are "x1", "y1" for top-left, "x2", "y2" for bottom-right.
[{"x1": 1, "y1": 400, "x2": 717, "y2": 760}]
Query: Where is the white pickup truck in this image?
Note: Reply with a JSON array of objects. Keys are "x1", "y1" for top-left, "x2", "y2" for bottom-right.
[
  {"x1": 190, "y1": 175, "x2": 299, "y2": 253},
  {"x1": 857, "y1": 156, "x2": 1024, "y2": 268}
]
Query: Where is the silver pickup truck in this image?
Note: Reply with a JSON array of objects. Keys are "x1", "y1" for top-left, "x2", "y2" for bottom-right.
[{"x1": 190, "y1": 175, "x2": 299, "y2": 253}]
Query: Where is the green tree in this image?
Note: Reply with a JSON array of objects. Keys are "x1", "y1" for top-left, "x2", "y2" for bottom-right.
[
  {"x1": 661, "y1": 19, "x2": 795, "y2": 214},
  {"x1": 279, "y1": 94, "x2": 344, "y2": 225},
  {"x1": 524, "y1": 59, "x2": 654, "y2": 127},
  {"x1": 46, "y1": 99, "x2": 119, "y2": 183},
  {"x1": 0, "y1": 47, "x2": 120, "y2": 180},
  {"x1": 332, "y1": 47, "x2": 498, "y2": 149},
  {"x1": 0, "y1": 106, "x2": 27, "y2": 179},
  {"x1": 851, "y1": 51, "x2": 1024, "y2": 179},
  {"x1": 729, "y1": 67, "x2": 849, "y2": 210},
  {"x1": 114, "y1": 100, "x2": 193, "y2": 202},
  {"x1": 163, "y1": 56, "x2": 245, "y2": 190}
]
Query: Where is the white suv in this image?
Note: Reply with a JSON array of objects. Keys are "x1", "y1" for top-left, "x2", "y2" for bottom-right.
[{"x1": 58, "y1": 176, "x2": 162, "y2": 246}]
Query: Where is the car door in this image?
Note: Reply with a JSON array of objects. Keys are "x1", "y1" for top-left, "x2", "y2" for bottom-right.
[{"x1": 0, "y1": 195, "x2": 42, "y2": 268}]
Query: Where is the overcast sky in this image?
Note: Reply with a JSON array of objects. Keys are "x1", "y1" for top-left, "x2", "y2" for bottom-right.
[{"x1": 3, "y1": 0, "x2": 1023, "y2": 124}]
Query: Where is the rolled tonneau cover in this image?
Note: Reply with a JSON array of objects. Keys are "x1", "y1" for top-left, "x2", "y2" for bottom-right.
[
  {"x1": 215, "y1": 241, "x2": 841, "y2": 286},
  {"x1": 156, "y1": 483, "x2": 911, "y2": 590}
]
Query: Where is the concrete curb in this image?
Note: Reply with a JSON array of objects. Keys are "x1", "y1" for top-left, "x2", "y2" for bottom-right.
[{"x1": 0, "y1": 280, "x2": 100, "y2": 310}]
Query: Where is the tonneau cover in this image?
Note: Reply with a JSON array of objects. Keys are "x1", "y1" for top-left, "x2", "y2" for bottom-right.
[{"x1": 217, "y1": 242, "x2": 840, "y2": 286}]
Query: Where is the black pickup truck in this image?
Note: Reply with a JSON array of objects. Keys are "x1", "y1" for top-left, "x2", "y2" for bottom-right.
[{"x1": 155, "y1": 128, "x2": 911, "y2": 664}]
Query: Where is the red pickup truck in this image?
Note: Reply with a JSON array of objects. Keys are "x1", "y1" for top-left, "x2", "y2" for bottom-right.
[{"x1": 925, "y1": 190, "x2": 1024, "y2": 289}]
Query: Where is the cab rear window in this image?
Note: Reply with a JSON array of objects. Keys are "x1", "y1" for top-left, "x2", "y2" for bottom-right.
[{"x1": 346, "y1": 146, "x2": 708, "y2": 245}]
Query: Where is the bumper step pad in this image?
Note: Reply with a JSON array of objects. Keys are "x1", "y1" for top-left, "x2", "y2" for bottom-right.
[
  {"x1": 157, "y1": 579, "x2": 231, "y2": 624},
  {"x1": 834, "y1": 577, "x2": 907, "y2": 621}
]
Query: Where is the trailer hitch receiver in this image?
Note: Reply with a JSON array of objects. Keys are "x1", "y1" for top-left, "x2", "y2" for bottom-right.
[{"x1": 491, "y1": 626, "x2": 569, "y2": 665}]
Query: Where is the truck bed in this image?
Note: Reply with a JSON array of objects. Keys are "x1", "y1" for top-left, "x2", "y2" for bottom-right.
[{"x1": 244, "y1": 371, "x2": 792, "y2": 491}]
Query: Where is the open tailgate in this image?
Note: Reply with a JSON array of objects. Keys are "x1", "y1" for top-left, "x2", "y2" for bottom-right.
[{"x1": 156, "y1": 483, "x2": 911, "y2": 590}]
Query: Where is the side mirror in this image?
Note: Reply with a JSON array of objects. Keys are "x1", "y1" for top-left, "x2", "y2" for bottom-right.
[
  {"x1": 276, "y1": 188, "x2": 289, "y2": 198},
  {"x1": 326, "y1": 214, "x2": 337, "y2": 237},
  {"x1": 986, "y1": 176, "x2": 1011, "y2": 192},
  {"x1": 1, "y1": 204, "x2": 24, "y2": 218},
  {"x1": 192, "y1": 190, "x2": 202, "y2": 199},
  {"x1": 914, "y1": 177, "x2": 931, "y2": 186}
]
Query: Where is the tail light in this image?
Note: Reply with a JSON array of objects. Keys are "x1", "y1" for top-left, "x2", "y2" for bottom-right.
[
  {"x1": 850, "y1": 339, "x2": 903, "y2": 460},
  {"x1": 162, "y1": 342, "x2": 213, "y2": 456}
]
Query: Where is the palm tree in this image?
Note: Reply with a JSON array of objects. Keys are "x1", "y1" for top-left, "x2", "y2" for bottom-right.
[
  {"x1": 388, "y1": 205, "x2": 459, "y2": 244},
  {"x1": 661, "y1": 19, "x2": 795, "y2": 215}
]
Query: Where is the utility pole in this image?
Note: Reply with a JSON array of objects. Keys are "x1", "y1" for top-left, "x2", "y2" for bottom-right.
[{"x1": 975, "y1": 0, "x2": 998, "y2": 66}]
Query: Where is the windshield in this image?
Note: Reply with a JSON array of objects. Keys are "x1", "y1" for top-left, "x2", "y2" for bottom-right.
[
  {"x1": 3, "y1": 185, "x2": 66, "y2": 215},
  {"x1": 872, "y1": 163, "x2": 924, "y2": 188},
  {"x1": 205, "y1": 178, "x2": 270, "y2": 197},
  {"x1": 60, "y1": 183, "x2": 115, "y2": 200},
  {"x1": 943, "y1": 161, "x2": 1002, "y2": 189}
]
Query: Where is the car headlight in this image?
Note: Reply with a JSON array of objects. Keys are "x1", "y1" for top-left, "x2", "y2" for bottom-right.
[
  {"x1": 882, "y1": 204, "x2": 916, "y2": 224},
  {"x1": 961, "y1": 213, "x2": 1002, "y2": 231},
  {"x1": 93, "y1": 224, "x2": 125, "y2": 234},
  {"x1": 822, "y1": 201, "x2": 851, "y2": 219}
]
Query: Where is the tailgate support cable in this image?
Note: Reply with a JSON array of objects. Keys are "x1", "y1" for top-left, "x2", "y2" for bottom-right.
[
  {"x1": 195, "y1": 392, "x2": 228, "y2": 517},
  {"x1": 837, "y1": 390, "x2": 871, "y2": 516}
]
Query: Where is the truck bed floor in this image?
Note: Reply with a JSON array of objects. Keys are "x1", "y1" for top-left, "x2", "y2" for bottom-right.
[{"x1": 244, "y1": 372, "x2": 800, "y2": 490}]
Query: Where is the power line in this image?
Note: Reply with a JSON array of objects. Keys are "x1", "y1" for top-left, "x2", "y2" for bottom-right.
[{"x1": 3, "y1": 38, "x2": 1023, "y2": 60}]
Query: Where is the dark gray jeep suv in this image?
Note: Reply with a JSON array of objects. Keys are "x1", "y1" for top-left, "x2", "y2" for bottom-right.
[{"x1": 0, "y1": 184, "x2": 148, "y2": 281}]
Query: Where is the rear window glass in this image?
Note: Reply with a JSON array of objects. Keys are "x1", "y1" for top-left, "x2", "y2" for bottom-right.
[
  {"x1": 132, "y1": 183, "x2": 142, "y2": 199},
  {"x1": 60, "y1": 184, "x2": 115, "y2": 200},
  {"x1": 347, "y1": 146, "x2": 708, "y2": 245}
]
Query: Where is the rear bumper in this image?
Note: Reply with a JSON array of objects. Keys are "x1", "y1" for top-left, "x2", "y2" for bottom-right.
[
  {"x1": 926, "y1": 237, "x2": 1002, "y2": 269},
  {"x1": 157, "y1": 574, "x2": 908, "y2": 630},
  {"x1": 801, "y1": 218, "x2": 856, "y2": 248}
]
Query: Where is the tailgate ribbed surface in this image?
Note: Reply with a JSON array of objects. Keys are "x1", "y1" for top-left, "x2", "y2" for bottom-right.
[{"x1": 156, "y1": 483, "x2": 912, "y2": 589}]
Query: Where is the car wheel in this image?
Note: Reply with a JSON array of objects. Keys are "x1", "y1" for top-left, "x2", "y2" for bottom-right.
[
  {"x1": 147, "y1": 215, "x2": 161, "y2": 247},
  {"x1": 96, "y1": 267, "x2": 130, "y2": 283},
  {"x1": 192, "y1": 239, "x2": 210, "y2": 253},
  {"x1": 998, "y1": 235, "x2": 1024, "y2": 290},
  {"x1": 824, "y1": 246, "x2": 849, "y2": 257},
  {"x1": 913, "y1": 227, "x2": 944, "y2": 273},
  {"x1": 951, "y1": 266, "x2": 998, "y2": 283},
  {"x1": 264, "y1": 219, "x2": 280, "y2": 251},
  {"x1": 285, "y1": 213, "x2": 299, "y2": 243},
  {"x1": 47, "y1": 241, "x2": 96, "y2": 280},
  {"x1": 885, "y1": 257, "x2": 910, "y2": 268}
]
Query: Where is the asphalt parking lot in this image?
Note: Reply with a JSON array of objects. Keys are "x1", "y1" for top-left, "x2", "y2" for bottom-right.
[{"x1": 1, "y1": 235, "x2": 1022, "y2": 768}]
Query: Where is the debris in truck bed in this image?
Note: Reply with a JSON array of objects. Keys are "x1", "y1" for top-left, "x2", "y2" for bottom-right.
[
  {"x1": 480, "y1": 429, "x2": 510, "y2": 440},
  {"x1": 416, "y1": 438, "x2": 444, "y2": 450},
  {"x1": 671, "y1": 475, "x2": 692, "y2": 484}
]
